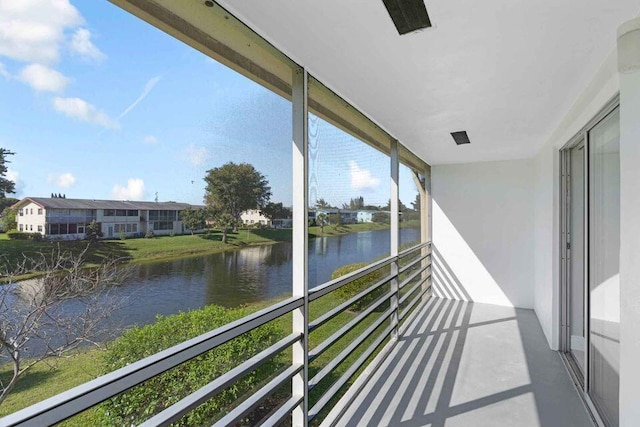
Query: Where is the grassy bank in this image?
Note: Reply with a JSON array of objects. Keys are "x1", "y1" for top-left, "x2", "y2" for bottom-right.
[
  {"x1": 1, "y1": 221, "x2": 420, "y2": 277},
  {"x1": 0, "y1": 287, "x2": 388, "y2": 425},
  {"x1": 0, "y1": 229, "x2": 292, "y2": 278}
]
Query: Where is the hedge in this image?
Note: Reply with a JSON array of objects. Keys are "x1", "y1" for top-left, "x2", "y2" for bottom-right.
[
  {"x1": 6, "y1": 230, "x2": 43, "y2": 241},
  {"x1": 98, "y1": 304, "x2": 285, "y2": 426},
  {"x1": 331, "y1": 262, "x2": 386, "y2": 312}
]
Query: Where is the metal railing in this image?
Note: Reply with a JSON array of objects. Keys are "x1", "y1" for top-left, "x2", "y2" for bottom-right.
[{"x1": 1, "y1": 242, "x2": 431, "y2": 427}]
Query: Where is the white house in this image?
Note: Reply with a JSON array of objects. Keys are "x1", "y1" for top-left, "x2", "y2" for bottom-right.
[
  {"x1": 241, "y1": 209, "x2": 270, "y2": 227},
  {"x1": 13, "y1": 197, "x2": 204, "y2": 239}
]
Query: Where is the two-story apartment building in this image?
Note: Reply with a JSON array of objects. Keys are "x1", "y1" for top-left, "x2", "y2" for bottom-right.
[{"x1": 13, "y1": 197, "x2": 204, "y2": 239}]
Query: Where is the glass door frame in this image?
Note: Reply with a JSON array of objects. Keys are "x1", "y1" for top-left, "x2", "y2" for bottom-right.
[{"x1": 559, "y1": 95, "x2": 619, "y2": 427}]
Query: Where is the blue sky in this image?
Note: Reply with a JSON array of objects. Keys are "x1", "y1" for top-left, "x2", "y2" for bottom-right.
[{"x1": 0, "y1": 0, "x2": 419, "y2": 208}]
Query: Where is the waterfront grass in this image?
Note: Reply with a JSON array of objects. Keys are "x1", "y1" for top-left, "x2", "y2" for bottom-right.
[
  {"x1": 0, "y1": 288, "x2": 388, "y2": 425},
  {"x1": 1, "y1": 222, "x2": 418, "y2": 278}
]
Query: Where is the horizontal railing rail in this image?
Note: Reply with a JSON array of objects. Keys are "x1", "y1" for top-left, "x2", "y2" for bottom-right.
[
  {"x1": 1, "y1": 241, "x2": 431, "y2": 427},
  {"x1": 138, "y1": 333, "x2": 302, "y2": 427},
  {"x1": 1, "y1": 296, "x2": 303, "y2": 427}
]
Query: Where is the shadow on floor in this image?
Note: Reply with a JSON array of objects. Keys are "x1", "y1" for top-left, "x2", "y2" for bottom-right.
[{"x1": 337, "y1": 298, "x2": 591, "y2": 427}]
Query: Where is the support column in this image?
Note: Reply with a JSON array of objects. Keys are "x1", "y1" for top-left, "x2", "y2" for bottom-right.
[
  {"x1": 390, "y1": 140, "x2": 400, "y2": 338},
  {"x1": 617, "y1": 17, "x2": 640, "y2": 427},
  {"x1": 291, "y1": 67, "x2": 309, "y2": 427}
]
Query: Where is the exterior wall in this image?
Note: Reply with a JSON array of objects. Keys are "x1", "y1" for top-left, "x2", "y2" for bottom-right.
[
  {"x1": 16, "y1": 202, "x2": 46, "y2": 234},
  {"x1": 241, "y1": 209, "x2": 271, "y2": 226},
  {"x1": 432, "y1": 159, "x2": 535, "y2": 309},
  {"x1": 532, "y1": 46, "x2": 620, "y2": 349},
  {"x1": 618, "y1": 19, "x2": 640, "y2": 427}
]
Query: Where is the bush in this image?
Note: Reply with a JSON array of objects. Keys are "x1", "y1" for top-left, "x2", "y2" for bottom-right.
[
  {"x1": 145, "y1": 229, "x2": 154, "y2": 239},
  {"x1": 6, "y1": 230, "x2": 43, "y2": 241},
  {"x1": 331, "y1": 263, "x2": 385, "y2": 312},
  {"x1": 98, "y1": 305, "x2": 284, "y2": 426}
]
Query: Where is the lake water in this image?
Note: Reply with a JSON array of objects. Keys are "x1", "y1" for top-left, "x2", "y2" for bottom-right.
[{"x1": 9, "y1": 228, "x2": 419, "y2": 356}]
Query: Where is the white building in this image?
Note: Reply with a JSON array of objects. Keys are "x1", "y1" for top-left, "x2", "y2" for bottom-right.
[
  {"x1": 13, "y1": 197, "x2": 204, "y2": 239},
  {"x1": 241, "y1": 209, "x2": 271, "y2": 227},
  {"x1": 356, "y1": 210, "x2": 389, "y2": 223}
]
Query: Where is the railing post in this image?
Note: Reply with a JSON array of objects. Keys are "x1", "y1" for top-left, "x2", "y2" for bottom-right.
[
  {"x1": 413, "y1": 166, "x2": 432, "y2": 302},
  {"x1": 292, "y1": 67, "x2": 309, "y2": 427},
  {"x1": 390, "y1": 140, "x2": 400, "y2": 339}
]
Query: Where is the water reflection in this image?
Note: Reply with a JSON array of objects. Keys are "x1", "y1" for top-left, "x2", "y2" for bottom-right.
[{"x1": 11, "y1": 228, "x2": 420, "y2": 356}]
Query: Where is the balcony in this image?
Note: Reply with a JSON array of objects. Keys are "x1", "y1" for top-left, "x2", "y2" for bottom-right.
[{"x1": 0, "y1": 242, "x2": 593, "y2": 427}]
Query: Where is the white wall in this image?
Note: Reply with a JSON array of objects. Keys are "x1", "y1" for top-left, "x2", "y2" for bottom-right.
[
  {"x1": 432, "y1": 159, "x2": 535, "y2": 309},
  {"x1": 617, "y1": 18, "x2": 640, "y2": 427},
  {"x1": 16, "y1": 201, "x2": 45, "y2": 233},
  {"x1": 531, "y1": 47, "x2": 620, "y2": 349}
]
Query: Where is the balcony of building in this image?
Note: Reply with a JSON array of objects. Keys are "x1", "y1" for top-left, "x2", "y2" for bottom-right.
[{"x1": 1, "y1": 0, "x2": 639, "y2": 426}]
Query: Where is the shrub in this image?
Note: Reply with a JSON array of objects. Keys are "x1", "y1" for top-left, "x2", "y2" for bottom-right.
[
  {"x1": 98, "y1": 305, "x2": 284, "y2": 426},
  {"x1": 145, "y1": 229, "x2": 154, "y2": 239},
  {"x1": 331, "y1": 262, "x2": 385, "y2": 312},
  {"x1": 6, "y1": 230, "x2": 42, "y2": 241},
  {"x1": 118, "y1": 230, "x2": 126, "y2": 241}
]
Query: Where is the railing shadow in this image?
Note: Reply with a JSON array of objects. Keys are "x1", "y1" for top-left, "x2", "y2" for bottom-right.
[{"x1": 339, "y1": 298, "x2": 592, "y2": 427}]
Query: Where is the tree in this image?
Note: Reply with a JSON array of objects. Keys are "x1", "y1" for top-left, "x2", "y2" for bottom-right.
[
  {"x1": 372, "y1": 211, "x2": 390, "y2": 224},
  {"x1": 204, "y1": 162, "x2": 271, "y2": 243},
  {"x1": 0, "y1": 247, "x2": 129, "y2": 403},
  {"x1": 315, "y1": 198, "x2": 332, "y2": 209},
  {"x1": 349, "y1": 196, "x2": 364, "y2": 210},
  {"x1": 316, "y1": 213, "x2": 328, "y2": 232},
  {"x1": 0, "y1": 207, "x2": 16, "y2": 232},
  {"x1": 260, "y1": 202, "x2": 291, "y2": 220},
  {"x1": 0, "y1": 197, "x2": 18, "y2": 213},
  {"x1": 0, "y1": 149, "x2": 16, "y2": 198},
  {"x1": 181, "y1": 207, "x2": 206, "y2": 235},
  {"x1": 85, "y1": 220, "x2": 103, "y2": 243}
]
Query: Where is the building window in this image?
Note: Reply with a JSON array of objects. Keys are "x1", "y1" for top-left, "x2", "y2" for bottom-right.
[
  {"x1": 149, "y1": 210, "x2": 177, "y2": 221},
  {"x1": 152, "y1": 221, "x2": 174, "y2": 231},
  {"x1": 37, "y1": 225, "x2": 42, "y2": 232},
  {"x1": 29, "y1": 225, "x2": 33, "y2": 231},
  {"x1": 69, "y1": 224, "x2": 77, "y2": 234},
  {"x1": 116, "y1": 209, "x2": 127, "y2": 216},
  {"x1": 38, "y1": 208, "x2": 43, "y2": 215},
  {"x1": 104, "y1": 209, "x2": 115, "y2": 216},
  {"x1": 30, "y1": 208, "x2": 33, "y2": 215},
  {"x1": 78, "y1": 225, "x2": 85, "y2": 234},
  {"x1": 127, "y1": 210, "x2": 138, "y2": 217},
  {"x1": 19, "y1": 224, "x2": 23, "y2": 231},
  {"x1": 19, "y1": 208, "x2": 23, "y2": 216}
]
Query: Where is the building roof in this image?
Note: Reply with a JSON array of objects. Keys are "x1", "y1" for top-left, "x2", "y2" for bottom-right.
[{"x1": 13, "y1": 197, "x2": 205, "y2": 211}]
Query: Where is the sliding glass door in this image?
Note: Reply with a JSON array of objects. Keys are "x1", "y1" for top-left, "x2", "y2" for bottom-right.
[
  {"x1": 588, "y1": 108, "x2": 620, "y2": 427},
  {"x1": 561, "y1": 103, "x2": 619, "y2": 427}
]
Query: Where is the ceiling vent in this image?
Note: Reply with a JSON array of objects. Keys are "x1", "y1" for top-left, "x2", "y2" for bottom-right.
[
  {"x1": 382, "y1": 0, "x2": 432, "y2": 35},
  {"x1": 451, "y1": 131, "x2": 471, "y2": 145}
]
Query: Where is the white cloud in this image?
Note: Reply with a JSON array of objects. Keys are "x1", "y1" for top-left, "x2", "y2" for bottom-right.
[
  {"x1": 53, "y1": 97, "x2": 118, "y2": 129},
  {"x1": 0, "y1": 62, "x2": 9, "y2": 78},
  {"x1": 112, "y1": 178, "x2": 145, "y2": 200},
  {"x1": 185, "y1": 144, "x2": 209, "y2": 166},
  {"x1": 143, "y1": 135, "x2": 158, "y2": 145},
  {"x1": 0, "y1": 0, "x2": 83, "y2": 64},
  {"x1": 47, "y1": 172, "x2": 76, "y2": 188},
  {"x1": 349, "y1": 161, "x2": 381, "y2": 191},
  {"x1": 6, "y1": 169, "x2": 24, "y2": 196},
  {"x1": 118, "y1": 76, "x2": 161, "y2": 120},
  {"x1": 70, "y1": 28, "x2": 105, "y2": 61},
  {"x1": 18, "y1": 63, "x2": 68, "y2": 92}
]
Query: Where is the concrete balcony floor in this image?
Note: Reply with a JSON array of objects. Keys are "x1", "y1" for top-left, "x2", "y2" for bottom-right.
[{"x1": 336, "y1": 298, "x2": 592, "y2": 427}]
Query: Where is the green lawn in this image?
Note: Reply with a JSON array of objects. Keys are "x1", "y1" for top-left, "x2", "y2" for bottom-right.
[
  {"x1": 0, "y1": 286, "x2": 391, "y2": 425},
  {"x1": 0, "y1": 222, "x2": 422, "y2": 279}
]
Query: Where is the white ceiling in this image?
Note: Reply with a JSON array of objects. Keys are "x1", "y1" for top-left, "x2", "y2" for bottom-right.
[{"x1": 217, "y1": 0, "x2": 638, "y2": 165}]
